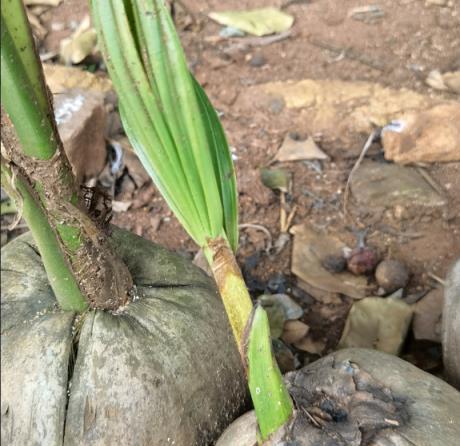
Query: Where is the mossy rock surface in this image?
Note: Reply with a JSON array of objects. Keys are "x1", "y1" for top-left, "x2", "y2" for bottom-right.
[{"x1": 1, "y1": 229, "x2": 246, "y2": 446}]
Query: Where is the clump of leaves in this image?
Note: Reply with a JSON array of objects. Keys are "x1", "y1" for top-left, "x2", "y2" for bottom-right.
[{"x1": 91, "y1": 0, "x2": 293, "y2": 441}]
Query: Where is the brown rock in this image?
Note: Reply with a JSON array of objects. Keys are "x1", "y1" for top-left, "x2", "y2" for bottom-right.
[
  {"x1": 443, "y1": 71, "x2": 460, "y2": 94},
  {"x1": 413, "y1": 288, "x2": 444, "y2": 342},
  {"x1": 44, "y1": 64, "x2": 112, "y2": 95},
  {"x1": 53, "y1": 89, "x2": 108, "y2": 184},
  {"x1": 382, "y1": 103, "x2": 460, "y2": 164}
]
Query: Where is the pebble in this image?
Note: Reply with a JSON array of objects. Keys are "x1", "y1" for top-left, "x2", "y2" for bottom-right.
[
  {"x1": 249, "y1": 53, "x2": 267, "y2": 67},
  {"x1": 375, "y1": 259, "x2": 410, "y2": 294},
  {"x1": 269, "y1": 97, "x2": 285, "y2": 114}
]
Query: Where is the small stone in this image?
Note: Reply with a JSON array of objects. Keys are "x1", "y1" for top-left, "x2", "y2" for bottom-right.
[
  {"x1": 347, "y1": 247, "x2": 379, "y2": 275},
  {"x1": 249, "y1": 53, "x2": 267, "y2": 67},
  {"x1": 260, "y1": 293, "x2": 304, "y2": 321},
  {"x1": 269, "y1": 97, "x2": 285, "y2": 114},
  {"x1": 272, "y1": 339, "x2": 298, "y2": 373},
  {"x1": 375, "y1": 259, "x2": 410, "y2": 293},
  {"x1": 393, "y1": 204, "x2": 407, "y2": 221}
]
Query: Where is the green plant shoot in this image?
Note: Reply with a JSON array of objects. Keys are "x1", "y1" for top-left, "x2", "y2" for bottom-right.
[{"x1": 92, "y1": 0, "x2": 294, "y2": 441}]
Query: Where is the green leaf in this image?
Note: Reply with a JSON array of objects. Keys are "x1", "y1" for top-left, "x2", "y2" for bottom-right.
[
  {"x1": 92, "y1": 0, "x2": 238, "y2": 251},
  {"x1": 247, "y1": 305, "x2": 294, "y2": 441},
  {"x1": 1, "y1": 0, "x2": 56, "y2": 159}
]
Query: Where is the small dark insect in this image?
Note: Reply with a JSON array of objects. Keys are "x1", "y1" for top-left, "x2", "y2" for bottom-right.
[{"x1": 80, "y1": 186, "x2": 112, "y2": 226}]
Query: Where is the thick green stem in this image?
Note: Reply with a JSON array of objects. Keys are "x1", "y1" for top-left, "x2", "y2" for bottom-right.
[
  {"x1": 1, "y1": 165, "x2": 87, "y2": 311},
  {"x1": 207, "y1": 237, "x2": 293, "y2": 442},
  {"x1": 1, "y1": 0, "x2": 133, "y2": 311},
  {"x1": 206, "y1": 237, "x2": 253, "y2": 353}
]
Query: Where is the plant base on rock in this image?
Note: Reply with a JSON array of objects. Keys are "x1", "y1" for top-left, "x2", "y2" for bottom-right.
[{"x1": 1, "y1": 228, "x2": 247, "y2": 446}]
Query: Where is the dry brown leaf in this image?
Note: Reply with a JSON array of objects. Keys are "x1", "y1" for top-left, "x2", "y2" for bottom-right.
[
  {"x1": 290, "y1": 224, "x2": 369, "y2": 299},
  {"x1": 338, "y1": 297, "x2": 413, "y2": 355},
  {"x1": 275, "y1": 134, "x2": 329, "y2": 162},
  {"x1": 26, "y1": 10, "x2": 47, "y2": 40},
  {"x1": 281, "y1": 320, "x2": 310, "y2": 344},
  {"x1": 293, "y1": 336, "x2": 326, "y2": 354},
  {"x1": 59, "y1": 15, "x2": 97, "y2": 65},
  {"x1": 413, "y1": 288, "x2": 444, "y2": 342}
]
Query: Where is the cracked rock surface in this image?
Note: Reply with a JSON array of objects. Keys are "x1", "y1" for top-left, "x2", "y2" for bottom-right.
[{"x1": 218, "y1": 349, "x2": 460, "y2": 446}]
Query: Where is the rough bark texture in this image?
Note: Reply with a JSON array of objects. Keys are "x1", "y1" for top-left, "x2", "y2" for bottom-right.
[
  {"x1": 217, "y1": 349, "x2": 460, "y2": 446},
  {"x1": 1, "y1": 229, "x2": 247, "y2": 446},
  {"x1": 443, "y1": 260, "x2": 460, "y2": 389},
  {"x1": 1, "y1": 109, "x2": 132, "y2": 310}
]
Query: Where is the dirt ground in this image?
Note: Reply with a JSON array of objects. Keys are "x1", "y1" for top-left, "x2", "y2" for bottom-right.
[{"x1": 4, "y1": 0, "x2": 460, "y2": 372}]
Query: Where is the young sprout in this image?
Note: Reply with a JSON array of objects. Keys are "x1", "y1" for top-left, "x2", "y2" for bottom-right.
[{"x1": 91, "y1": 0, "x2": 293, "y2": 441}]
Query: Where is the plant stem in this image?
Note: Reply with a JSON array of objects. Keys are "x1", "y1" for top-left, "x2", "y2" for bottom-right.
[
  {"x1": 206, "y1": 237, "x2": 253, "y2": 357},
  {"x1": 1, "y1": 0, "x2": 133, "y2": 311},
  {"x1": 1, "y1": 164, "x2": 87, "y2": 312}
]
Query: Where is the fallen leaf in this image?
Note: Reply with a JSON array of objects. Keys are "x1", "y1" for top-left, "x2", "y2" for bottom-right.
[
  {"x1": 293, "y1": 336, "x2": 326, "y2": 354},
  {"x1": 413, "y1": 288, "x2": 444, "y2": 342},
  {"x1": 59, "y1": 15, "x2": 97, "y2": 65},
  {"x1": 338, "y1": 297, "x2": 413, "y2": 355},
  {"x1": 426, "y1": 70, "x2": 448, "y2": 91},
  {"x1": 281, "y1": 320, "x2": 310, "y2": 345},
  {"x1": 290, "y1": 224, "x2": 369, "y2": 299},
  {"x1": 209, "y1": 8, "x2": 294, "y2": 37},
  {"x1": 275, "y1": 134, "x2": 329, "y2": 162},
  {"x1": 26, "y1": 10, "x2": 47, "y2": 41},
  {"x1": 260, "y1": 167, "x2": 291, "y2": 192}
]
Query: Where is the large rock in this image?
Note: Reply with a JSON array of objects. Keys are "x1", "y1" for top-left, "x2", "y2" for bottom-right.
[
  {"x1": 443, "y1": 260, "x2": 460, "y2": 389},
  {"x1": 217, "y1": 349, "x2": 460, "y2": 446},
  {"x1": 1, "y1": 229, "x2": 246, "y2": 446},
  {"x1": 53, "y1": 88, "x2": 108, "y2": 184},
  {"x1": 382, "y1": 103, "x2": 460, "y2": 164}
]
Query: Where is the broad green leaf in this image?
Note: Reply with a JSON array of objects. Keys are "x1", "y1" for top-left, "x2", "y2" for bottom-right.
[
  {"x1": 92, "y1": 0, "x2": 238, "y2": 251},
  {"x1": 247, "y1": 306, "x2": 294, "y2": 441}
]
